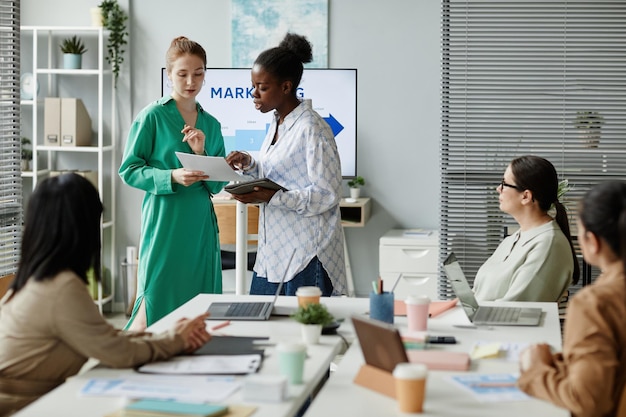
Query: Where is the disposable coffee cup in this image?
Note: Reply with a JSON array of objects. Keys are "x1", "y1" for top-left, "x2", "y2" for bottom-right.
[
  {"x1": 393, "y1": 363, "x2": 428, "y2": 413},
  {"x1": 276, "y1": 342, "x2": 307, "y2": 384},
  {"x1": 405, "y1": 295, "x2": 430, "y2": 332},
  {"x1": 296, "y1": 286, "x2": 322, "y2": 308}
]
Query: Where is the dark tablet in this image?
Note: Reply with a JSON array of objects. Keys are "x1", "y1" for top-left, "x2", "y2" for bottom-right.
[
  {"x1": 351, "y1": 315, "x2": 409, "y2": 373},
  {"x1": 224, "y1": 178, "x2": 287, "y2": 195}
]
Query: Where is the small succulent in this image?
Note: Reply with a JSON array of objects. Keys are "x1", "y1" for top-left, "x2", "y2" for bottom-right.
[{"x1": 60, "y1": 36, "x2": 87, "y2": 55}]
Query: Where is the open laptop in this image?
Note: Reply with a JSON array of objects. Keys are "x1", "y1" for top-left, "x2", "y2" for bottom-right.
[
  {"x1": 442, "y1": 252, "x2": 543, "y2": 326},
  {"x1": 206, "y1": 251, "x2": 295, "y2": 321}
]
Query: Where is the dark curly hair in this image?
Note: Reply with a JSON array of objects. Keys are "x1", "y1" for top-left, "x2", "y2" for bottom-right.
[{"x1": 253, "y1": 33, "x2": 313, "y2": 95}]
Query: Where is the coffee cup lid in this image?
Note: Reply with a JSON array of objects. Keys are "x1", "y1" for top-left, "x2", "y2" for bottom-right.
[
  {"x1": 296, "y1": 286, "x2": 322, "y2": 296},
  {"x1": 405, "y1": 295, "x2": 431, "y2": 305},
  {"x1": 393, "y1": 363, "x2": 428, "y2": 379}
]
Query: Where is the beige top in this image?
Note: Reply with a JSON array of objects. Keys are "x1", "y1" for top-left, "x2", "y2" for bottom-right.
[
  {"x1": 0, "y1": 271, "x2": 185, "y2": 415},
  {"x1": 518, "y1": 268, "x2": 626, "y2": 417}
]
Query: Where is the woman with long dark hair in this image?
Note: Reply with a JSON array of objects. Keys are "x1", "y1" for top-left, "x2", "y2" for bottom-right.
[
  {"x1": 518, "y1": 180, "x2": 626, "y2": 416},
  {"x1": 0, "y1": 174, "x2": 210, "y2": 415}
]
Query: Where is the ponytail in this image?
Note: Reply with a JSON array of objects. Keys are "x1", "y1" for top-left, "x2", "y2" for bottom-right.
[{"x1": 554, "y1": 200, "x2": 580, "y2": 285}]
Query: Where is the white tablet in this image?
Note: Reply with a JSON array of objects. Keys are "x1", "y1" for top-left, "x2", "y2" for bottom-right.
[{"x1": 175, "y1": 152, "x2": 243, "y2": 182}]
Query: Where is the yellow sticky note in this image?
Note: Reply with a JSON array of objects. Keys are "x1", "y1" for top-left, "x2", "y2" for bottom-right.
[{"x1": 471, "y1": 343, "x2": 502, "y2": 359}]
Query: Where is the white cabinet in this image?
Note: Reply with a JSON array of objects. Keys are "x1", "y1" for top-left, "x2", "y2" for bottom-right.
[
  {"x1": 379, "y1": 229, "x2": 439, "y2": 300},
  {"x1": 20, "y1": 26, "x2": 116, "y2": 313}
]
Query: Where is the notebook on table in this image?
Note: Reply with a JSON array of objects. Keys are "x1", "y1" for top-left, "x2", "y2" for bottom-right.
[
  {"x1": 442, "y1": 252, "x2": 543, "y2": 326},
  {"x1": 206, "y1": 251, "x2": 295, "y2": 321}
]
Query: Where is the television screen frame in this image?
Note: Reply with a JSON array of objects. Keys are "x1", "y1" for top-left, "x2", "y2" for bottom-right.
[{"x1": 161, "y1": 67, "x2": 358, "y2": 178}]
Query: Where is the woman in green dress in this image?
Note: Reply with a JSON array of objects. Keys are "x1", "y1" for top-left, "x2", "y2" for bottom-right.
[{"x1": 119, "y1": 36, "x2": 227, "y2": 330}]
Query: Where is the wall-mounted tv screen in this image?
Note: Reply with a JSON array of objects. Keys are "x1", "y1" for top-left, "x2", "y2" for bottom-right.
[{"x1": 161, "y1": 68, "x2": 357, "y2": 178}]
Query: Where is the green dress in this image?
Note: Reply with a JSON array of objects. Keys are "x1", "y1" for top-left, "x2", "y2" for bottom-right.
[{"x1": 119, "y1": 96, "x2": 227, "y2": 327}]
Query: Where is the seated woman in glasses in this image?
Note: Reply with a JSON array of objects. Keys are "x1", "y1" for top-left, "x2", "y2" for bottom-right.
[{"x1": 472, "y1": 155, "x2": 579, "y2": 302}]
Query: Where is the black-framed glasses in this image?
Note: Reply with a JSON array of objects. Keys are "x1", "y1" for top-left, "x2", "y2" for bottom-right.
[{"x1": 499, "y1": 180, "x2": 522, "y2": 191}]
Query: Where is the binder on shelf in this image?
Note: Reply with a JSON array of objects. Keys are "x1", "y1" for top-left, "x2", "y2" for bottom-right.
[
  {"x1": 44, "y1": 97, "x2": 61, "y2": 146},
  {"x1": 61, "y1": 98, "x2": 92, "y2": 147}
]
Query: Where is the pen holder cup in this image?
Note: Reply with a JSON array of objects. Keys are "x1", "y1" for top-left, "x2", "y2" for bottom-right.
[{"x1": 369, "y1": 291, "x2": 394, "y2": 324}]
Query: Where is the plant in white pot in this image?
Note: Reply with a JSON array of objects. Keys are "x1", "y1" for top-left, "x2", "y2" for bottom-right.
[
  {"x1": 60, "y1": 36, "x2": 87, "y2": 69},
  {"x1": 347, "y1": 175, "x2": 365, "y2": 199},
  {"x1": 574, "y1": 111, "x2": 604, "y2": 148},
  {"x1": 291, "y1": 302, "x2": 334, "y2": 344},
  {"x1": 20, "y1": 136, "x2": 32, "y2": 171}
]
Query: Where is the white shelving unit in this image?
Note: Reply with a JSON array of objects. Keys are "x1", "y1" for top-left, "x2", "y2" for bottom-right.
[{"x1": 20, "y1": 26, "x2": 116, "y2": 313}]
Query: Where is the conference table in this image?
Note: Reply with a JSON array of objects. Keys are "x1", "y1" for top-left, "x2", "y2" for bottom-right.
[
  {"x1": 304, "y1": 299, "x2": 569, "y2": 417},
  {"x1": 12, "y1": 294, "x2": 568, "y2": 417}
]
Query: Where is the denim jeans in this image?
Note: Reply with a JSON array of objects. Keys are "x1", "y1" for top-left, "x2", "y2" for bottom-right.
[{"x1": 250, "y1": 256, "x2": 334, "y2": 296}]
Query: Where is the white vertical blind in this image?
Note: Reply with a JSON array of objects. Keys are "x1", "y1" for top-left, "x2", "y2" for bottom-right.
[
  {"x1": 440, "y1": 0, "x2": 626, "y2": 297},
  {"x1": 0, "y1": 1, "x2": 20, "y2": 278}
]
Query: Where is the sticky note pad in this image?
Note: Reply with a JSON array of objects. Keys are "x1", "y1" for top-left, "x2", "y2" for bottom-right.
[{"x1": 471, "y1": 342, "x2": 502, "y2": 359}]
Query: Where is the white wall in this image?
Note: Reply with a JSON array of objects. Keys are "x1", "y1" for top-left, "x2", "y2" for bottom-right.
[{"x1": 22, "y1": 0, "x2": 442, "y2": 297}]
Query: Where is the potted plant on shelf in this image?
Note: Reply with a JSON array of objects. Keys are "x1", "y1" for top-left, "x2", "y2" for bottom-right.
[
  {"x1": 60, "y1": 35, "x2": 87, "y2": 69},
  {"x1": 291, "y1": 302, "x2": 334, "y2": 344},
  {"x1": 99, "y1": 0, "x2": 128, "y2": 87},
  {"x1": 20, "y1": 137, "x2": 32, "y2": 171},
  {"x1": 347, "y1": 175, "x2": 365, "y2": 199},
  {"x1": 574, "y1": 111, "x2": 604, "y2": 148}
]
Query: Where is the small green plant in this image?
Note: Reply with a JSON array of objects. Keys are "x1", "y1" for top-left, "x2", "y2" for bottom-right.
[
  {"x1": 60, "y1": 36, "x2": 87, "y2": 55},
  {"x1": 347, "y1": 175, "x2": 365, "y2": 189},
  {"x1": 574, "y1": 111, "x2": 604, "y2": 129},
  {"x1": 291, "y1": 303, "x2": 334, "y2": 326},
  {"x1": 99, "y1": 0, "x2": 128, "y2": 87},
  {"x1": 557, "y1": 179, "x2": 570, "y2": 201},
  {"x1": 21, "y1": 137, "x2": 32, "y2": 161}
]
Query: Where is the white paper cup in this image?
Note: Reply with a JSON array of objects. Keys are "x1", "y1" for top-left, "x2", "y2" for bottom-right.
[{"x1": 296, "y1": 286, "x2": 322, "y2": 307}]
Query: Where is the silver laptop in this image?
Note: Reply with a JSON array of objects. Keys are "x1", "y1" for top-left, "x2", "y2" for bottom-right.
[
  {"x1": 206, "y1": 251, "x2": 295, "y2": 321},
  {"x1": 442, "y1": 253, "x2": 543, "y2": 326}
]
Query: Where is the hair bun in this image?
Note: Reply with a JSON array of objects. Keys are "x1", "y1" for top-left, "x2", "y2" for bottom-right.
[{"x1": 279, "y1": 33, "x2": 313, "y2": 64}]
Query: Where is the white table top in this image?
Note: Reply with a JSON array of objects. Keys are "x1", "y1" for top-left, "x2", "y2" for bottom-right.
[
  {"x1": 13, "y1": 294, "x2": 347, "y2": 417},
  {"x1": 303, "y1": 300, "x2": 569, "y2": 417},
  {"x1": 13, "y1": 295, "x2": 568, "y2": 417}
]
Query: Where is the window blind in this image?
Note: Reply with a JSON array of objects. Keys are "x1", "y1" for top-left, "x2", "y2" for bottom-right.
[
  {"x1": 440, "y1": 0, "x2": 626, "y2": 298},
  {"x1": 0, "y1": 1, "x2": 20, "y2": 278}
]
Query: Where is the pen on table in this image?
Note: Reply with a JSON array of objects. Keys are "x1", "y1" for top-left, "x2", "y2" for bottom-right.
[{"x1": 210, "y1": 321, "x2": 231, "y2": 332}]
